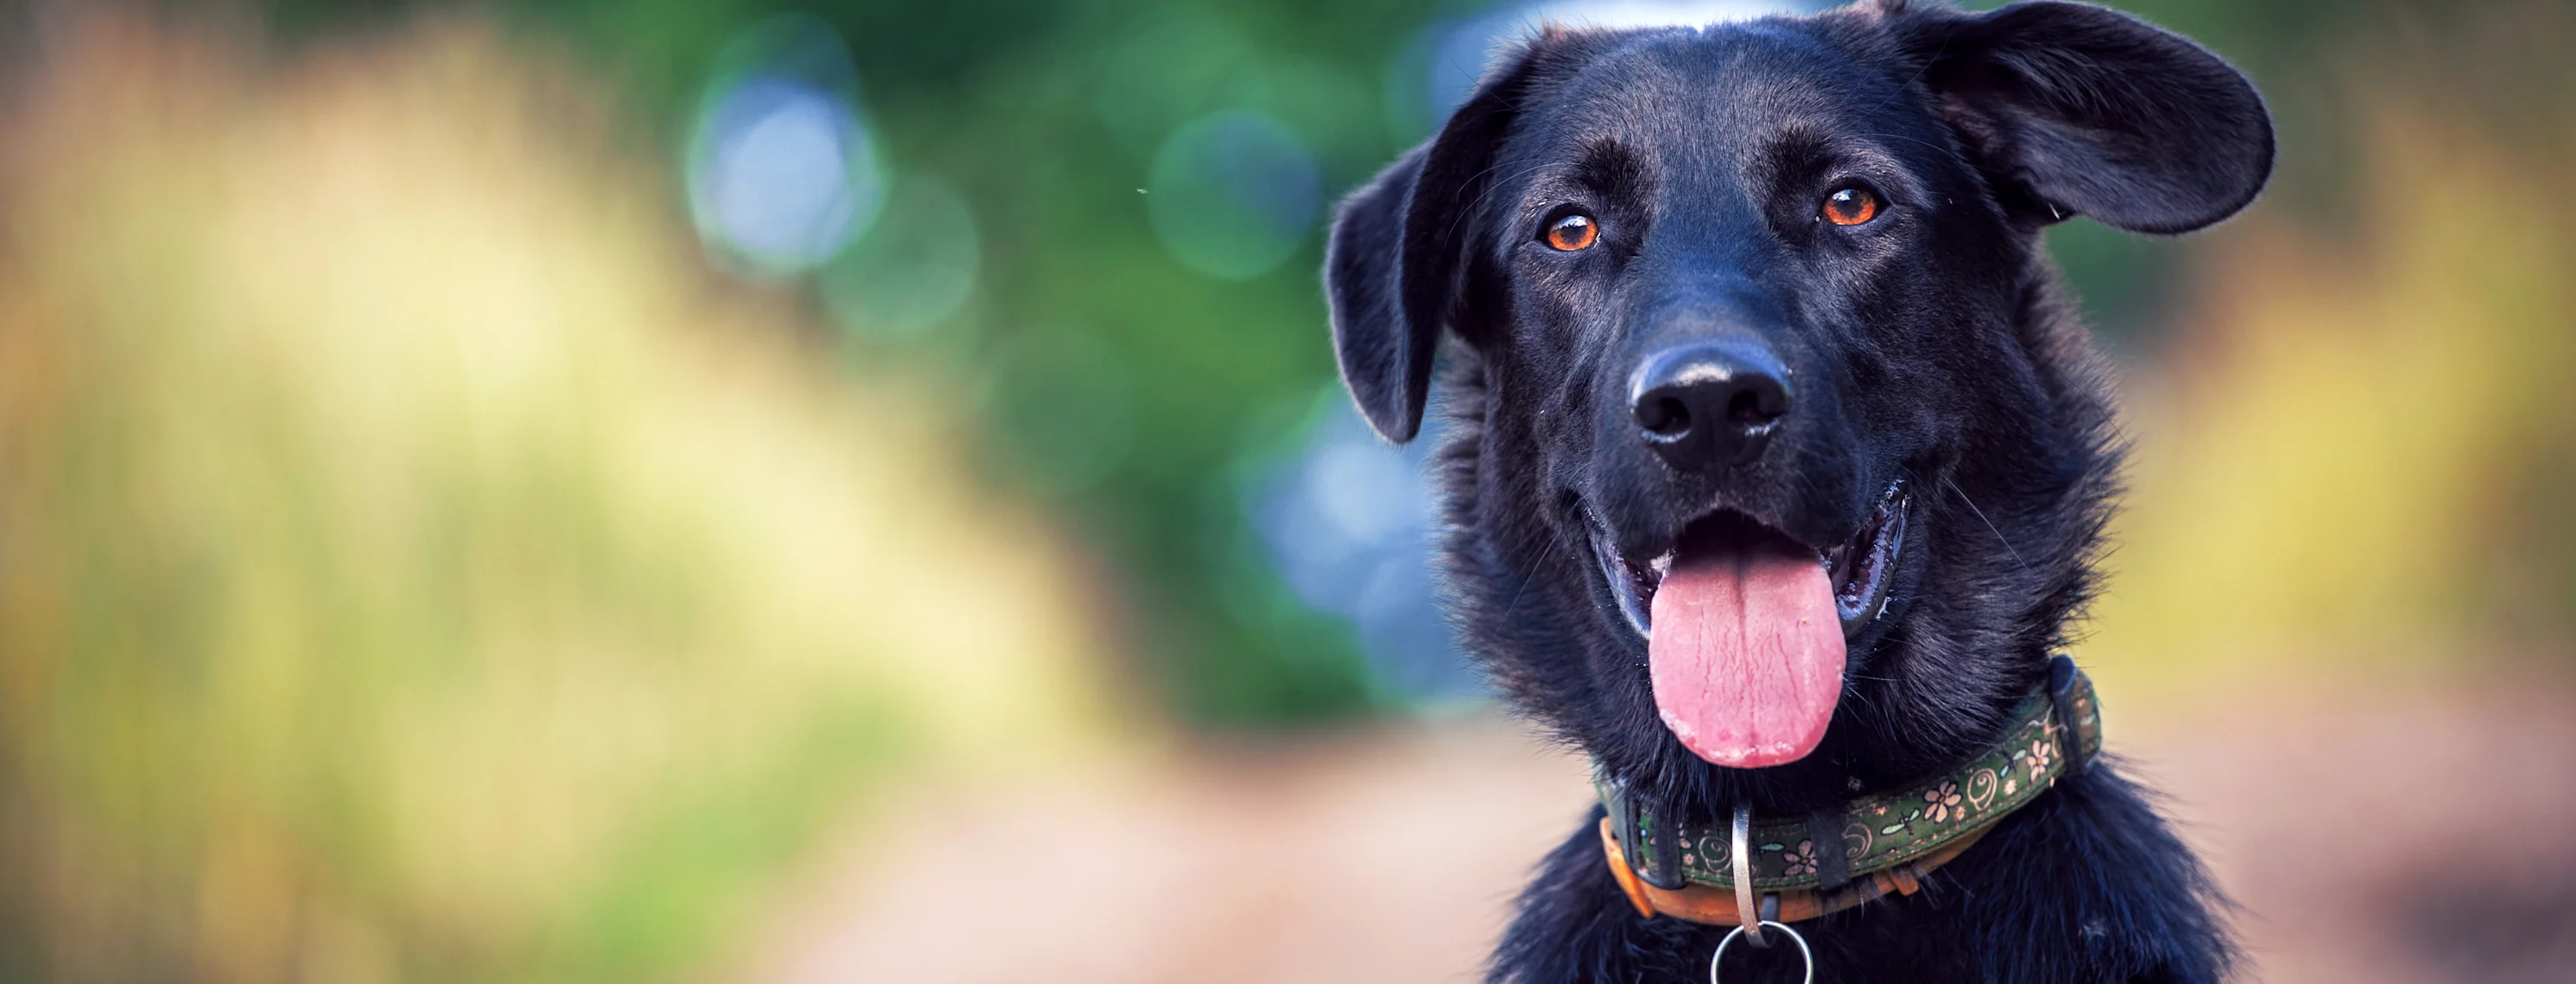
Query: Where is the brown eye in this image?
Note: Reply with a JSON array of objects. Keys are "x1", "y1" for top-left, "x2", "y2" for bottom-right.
[
  {"x1": 1823, "y1": 187, "x2": 1880, "y2": 226},
  {"x1": 1544, "y1": 213, "x2": 1599, "y2": 251}
]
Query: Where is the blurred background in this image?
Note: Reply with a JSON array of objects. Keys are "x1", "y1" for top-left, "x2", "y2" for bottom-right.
[{"x1": 2, "y1": 0, "x2": 2570, "y2": 981}]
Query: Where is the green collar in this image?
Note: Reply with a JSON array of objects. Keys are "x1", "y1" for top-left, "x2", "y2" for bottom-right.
[{"x1": 1599, "y1": 655, "x2": 2102, "y2": 894}]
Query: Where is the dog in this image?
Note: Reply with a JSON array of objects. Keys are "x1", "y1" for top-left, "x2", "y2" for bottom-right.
[{"x1": 1321, "y1": 1, "x2": 2271, "y2": 981}]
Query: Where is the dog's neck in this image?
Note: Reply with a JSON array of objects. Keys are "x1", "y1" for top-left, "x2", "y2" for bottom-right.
[{"x1": 1593, "y1": 655, "x2": 2102, "y2": 919}]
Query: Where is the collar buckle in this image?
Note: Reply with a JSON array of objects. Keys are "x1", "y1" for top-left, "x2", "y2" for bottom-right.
[
  {"x1": 1604, "y1": 777, "x2": 1690, "y2": 890},
  {"x1": 2046, "y1": 653, "x2": 2098, "y2": 777}
]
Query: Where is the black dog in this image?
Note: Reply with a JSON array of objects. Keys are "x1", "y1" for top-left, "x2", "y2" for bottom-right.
[{"x1": 1322, "y1": 1, "x2": 2271, "y2": 981}]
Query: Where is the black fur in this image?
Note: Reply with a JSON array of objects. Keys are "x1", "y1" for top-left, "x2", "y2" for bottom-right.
[{"x1": 1321, "y1": 2, "x2": 2271, "y2": 981}]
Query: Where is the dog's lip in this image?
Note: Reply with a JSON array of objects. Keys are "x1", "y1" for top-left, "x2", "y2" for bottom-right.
[
  {"x1": 1587, "y1": 478, "x2": 1910, "y2": 640},
  {"x1": 1590, "y1": 528, "x2": 1669, "y2": 638}
]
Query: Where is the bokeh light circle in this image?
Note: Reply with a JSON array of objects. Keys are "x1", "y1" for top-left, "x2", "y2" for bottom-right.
[
  {"x1": 822, "y1": 174, "x2": 980, "y2": 339},
  {"x1": 1246, "y1": 387, "x2": 1476, "y2": 700},
  {"x1": 686, "y1": 15, "x2": 883, "y2": 278},
  {"x1": 1147, "y1": 110, "x2": 1320, "y2": 281}
]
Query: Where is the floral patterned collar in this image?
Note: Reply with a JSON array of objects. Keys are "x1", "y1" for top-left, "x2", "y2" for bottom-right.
[{"x1": 1594, "y1": 655, "x2": 2102, "y2": 924}]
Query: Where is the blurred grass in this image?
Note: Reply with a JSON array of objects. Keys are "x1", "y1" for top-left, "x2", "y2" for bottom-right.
[
  {"x1": 2085, "y1": 5, "x2": 2576, "y2": 702},
  {"x1": 0, "y1": 16, "x2": 1117, "y2": 983}
]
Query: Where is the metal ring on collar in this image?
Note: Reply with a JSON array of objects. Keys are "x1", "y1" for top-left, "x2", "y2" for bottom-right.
[
  {"x1": 1710, "y1": 920, "x2": 1813, "y2": 984},
  {"x1": 1731, "y1": 804, "x2": 1760, "y2": 944}
]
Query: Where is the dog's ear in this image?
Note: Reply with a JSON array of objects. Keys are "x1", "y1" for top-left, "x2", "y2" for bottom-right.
[
  {"x1": 1324, "y1": 35, "x2": 1580, "y2": 443},
  {"x1": 1888, "y1": 0, "x2": 2273, "y2": 234}
]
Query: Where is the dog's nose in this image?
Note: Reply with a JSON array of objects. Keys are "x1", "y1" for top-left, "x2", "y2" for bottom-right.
[{"x1": 1630, "y1": 339, "x2": 1792, "y2": 472}]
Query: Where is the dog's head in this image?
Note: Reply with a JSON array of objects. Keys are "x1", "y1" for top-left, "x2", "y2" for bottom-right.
[{"x1": 1325, "y1": 1, "x2": 2269, "y2": 804}]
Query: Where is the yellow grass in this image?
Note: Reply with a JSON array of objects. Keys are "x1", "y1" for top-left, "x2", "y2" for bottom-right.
[{"x1": 2089, "y1": 117, "x2": 2576, "y2": 703}]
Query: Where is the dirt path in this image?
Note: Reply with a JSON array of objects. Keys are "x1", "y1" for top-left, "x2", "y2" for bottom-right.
[{"x1": 729, "y1": 685, "x2": 2576, "y2": 983}]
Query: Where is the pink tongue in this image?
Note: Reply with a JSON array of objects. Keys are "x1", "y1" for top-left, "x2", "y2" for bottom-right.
[{"x1": 1647, "y1": 520, "x2": 1845, "y2": 768}]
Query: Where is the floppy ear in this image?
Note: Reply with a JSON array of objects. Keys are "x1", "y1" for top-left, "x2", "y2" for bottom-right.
[
  {"x1": 1891, "y1": 0, "x2": 2273, "y2": 234},
  {"x1": 1324, "y1": 36, "x2": 1577, "y2": 443}
]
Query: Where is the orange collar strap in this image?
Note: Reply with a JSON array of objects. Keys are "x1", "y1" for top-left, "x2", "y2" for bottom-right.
[{"x1": 1599, "y1": 815, "x2": 1991, "y2": 925}]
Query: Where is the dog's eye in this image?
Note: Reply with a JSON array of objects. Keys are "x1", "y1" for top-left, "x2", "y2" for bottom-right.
[
  {"x1": 1543, "y1": 213, "x2": 1599, "y2": 251},
  {"x1": 1822, "y1": 187, "x2": 1880, "y2": 226}
]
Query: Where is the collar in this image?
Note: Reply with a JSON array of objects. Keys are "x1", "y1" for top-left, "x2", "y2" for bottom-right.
[{"x1": 1595, "y1": 654, "x2": 2102, "y2": 925}]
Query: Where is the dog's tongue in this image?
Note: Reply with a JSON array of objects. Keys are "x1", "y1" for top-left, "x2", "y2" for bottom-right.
[{"x1": 1648, "y1": 518, "x2": 1845, "y2": 768}]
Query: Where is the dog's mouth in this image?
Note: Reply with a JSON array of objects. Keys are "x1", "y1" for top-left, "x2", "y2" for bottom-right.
[
  {"x1": 1590, "y1": 478, "x2": 1911, "y2": 640},
  {"x1": 1585, "y1": 479, "x2": 1911, "y2": 768}
]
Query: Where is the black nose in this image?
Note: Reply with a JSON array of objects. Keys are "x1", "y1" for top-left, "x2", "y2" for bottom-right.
[{"x1": 1630, "y1": 339, "x2": 1793, "y2": 471}]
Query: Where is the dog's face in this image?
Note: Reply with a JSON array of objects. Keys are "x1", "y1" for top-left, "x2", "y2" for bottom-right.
[{"x1": 1327, "y1": 1, "x2": 2269, "y2": 806}]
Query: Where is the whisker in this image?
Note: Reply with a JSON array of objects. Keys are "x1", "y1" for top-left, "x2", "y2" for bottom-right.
[
  {"x1": 1497, "y1": 516, "x2": 1571, "y2": 624},
  {"x1": 1942, "y1": 474, "x2": 2030, "y2": 574}
]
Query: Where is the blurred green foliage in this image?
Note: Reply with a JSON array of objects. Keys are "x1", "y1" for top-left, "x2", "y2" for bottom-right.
[{"x1": 493, "y1": 0, "x2": 1486, "y2": 727}]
